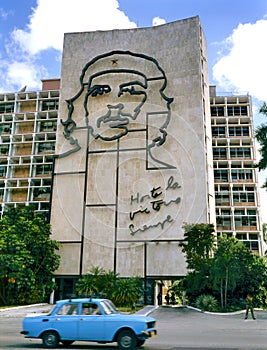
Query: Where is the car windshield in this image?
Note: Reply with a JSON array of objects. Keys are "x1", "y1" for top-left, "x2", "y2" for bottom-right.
[{"x1": 100, "y1": 300, "x2": 120, "y2": 315}]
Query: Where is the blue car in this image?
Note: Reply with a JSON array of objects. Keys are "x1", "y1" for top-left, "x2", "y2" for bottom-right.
[{"x1": 21, "y1": 298, "x2": 157, "y2": 349}]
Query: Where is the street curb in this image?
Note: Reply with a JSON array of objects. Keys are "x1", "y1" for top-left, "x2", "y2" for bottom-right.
[
  {"x1": 159, "y1": 304, "x2": 265, "y2": 316},
  {"x1": 185, "y1": 305, "x2": 264, "y2": 316},
  {"x1": 0, "y1": 303, "x2": 48, "y2": 313},
  {"x1": 1, "y1": 303, "x2": 264, "y2": 317},
  {"x1": 186, "y1": 305, "x2": 244, "y2": 315}
]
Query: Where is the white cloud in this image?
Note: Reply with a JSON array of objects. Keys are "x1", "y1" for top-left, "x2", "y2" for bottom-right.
[
  {"x1": 258, "y1": 171, "x2": 267, "y2": 223},
  {"x1": 213, "y1": 19, "x2": 267, "y2": 223},
  {"x1": 11, "y1": 0, "x2": 137, "y2": 55},
  {"x1": 152, "y1": 16, "x2": 166, "y2": 26},
  {"x1": 7, "y1": 61, "x2": 47, "y2": 91},
  {"x1": 0, "y1": 0, "x2": 136, "y2": 91},
  {"x1": 213, "y1": 19, "x2": 267, "y2": 102},
  {"x1": 0, "y1": 7, "x2": 10, "y2": 21}
]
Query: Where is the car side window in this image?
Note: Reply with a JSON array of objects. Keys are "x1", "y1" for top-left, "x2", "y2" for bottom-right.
[
  {"x1": 56, "y1": 303, "x2": 79, "y2": 315},
  {"x1": 82, "y1": 303, "x2": 100, "y2": 315}
]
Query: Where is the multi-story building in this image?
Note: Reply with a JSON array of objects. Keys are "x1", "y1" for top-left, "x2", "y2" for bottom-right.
[
  {"x1": 210, "y1": 85, "x2": 265, "y2": 255},
  {"x1": 0, "y1": 79, "x2": 60, "y2": 217},
  {"x1": 0, "y1": 17, "x2": 265, "y2": 302},
  {"x1": 1, "y1": 82, "x2": 264, "y2": 256}
]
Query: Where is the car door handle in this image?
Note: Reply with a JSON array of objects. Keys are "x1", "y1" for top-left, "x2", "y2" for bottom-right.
[
  {"x1": 55, "y1": 318, "x2": 61, "y2": 321},
  {"x1": 80, "y1": 317, "x2": 86, "y2": 321}
]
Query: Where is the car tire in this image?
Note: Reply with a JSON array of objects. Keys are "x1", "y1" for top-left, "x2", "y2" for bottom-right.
[
  {"x1": 61, "y1": 340, "x2": 74, "y2": 346},
  {"x1": 42, "y1": 331, "x2": 59, "y2": 348},
  {"x1": 117, "y1": 330, "x2": 137, "y2": 349},
  {"x1": 136, "y1": 339, "x2": 145, "y2": 347}
]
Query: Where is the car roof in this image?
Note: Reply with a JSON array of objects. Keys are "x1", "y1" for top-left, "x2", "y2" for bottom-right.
[{"x1": 55, "y1": 298, "x2": 108, "y2": 305}]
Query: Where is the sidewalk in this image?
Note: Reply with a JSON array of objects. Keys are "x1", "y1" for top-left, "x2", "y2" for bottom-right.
[
  {"x1": 1, "y1": 302, "x2": 267, "y2": 319},
  {"x1": 0, "y1": 303, "x2": 52, "y2": 317},
  {"x1": 134, "y1": 305, "x2": 158, "y2": 316}
]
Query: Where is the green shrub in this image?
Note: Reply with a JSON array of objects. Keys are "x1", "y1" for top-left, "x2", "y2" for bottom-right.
[{"x1": 196, "y1": 294, "x2": 218, "y2": 312}]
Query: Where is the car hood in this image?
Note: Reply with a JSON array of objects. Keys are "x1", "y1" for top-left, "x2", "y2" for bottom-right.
[{"x1": 110, "y1": 313, "x2": 155, "y2": 322}]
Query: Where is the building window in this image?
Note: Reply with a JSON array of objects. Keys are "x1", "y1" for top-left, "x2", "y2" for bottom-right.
[
  {"x1": 36, "y1": 164, "x2": 52, "y2": 175},
  {"x1": 38, "y1": 142, "x2": 55, "y2": 153},
  {"x1": 230, "y1": 147, "x2": 251, "y2": 158},
  {"x1": 215, "y1": 190, "x2": 230, "y2": 204},
  {"x1": 0, "y1": 166, "x2": 7, "y2": 177},
  {"x1": 217, "y1": 216, "x2": 231, "y2": 227},
  {"x1": 40, "y1": 202, "x2": 50, "y2": 211},
  {"x1": 236, "y1": 233, "x2": 247, "y2": 240},
  {"x1": 42, "y1": 100, "x2": 59, "y2": 111},
  {"x1": 244, "y1": 241, "x2": 259, "y2": 251},
  {"x1": 231, "y1": 169, "x2": 253, "y2": 181},
  {"x1": 33, "y1": 187, "x2": 51, "y2": 199},
  {"x1": 0, "y1": 123, "x2": 12, "y2": 134},
  {"x1": 212, "y1": 127, "x2": 226, "y2": 137},
  {"x1": 234, "y1": 209, "x2": 257, "y2": 227},
  {"x1": 0, "y1": 145, "x2": 9, "y2": 155},
  {"x1": 40, "y1": 121, "x2": 57, "y2": 131},
  {"x1": 211, "y1": 106, "x2": 224, "y2": 116},
  {"x1": 233, "y1": 191, "x2": 255, "y2": 203},
  {"x1": 213, "y1": 147, "x2": 227, "y2": 159},
  {"x1": 249, "y1": 233, "x2": 258, "y2": 240},
  {"x1": 227, "y1": 106, "x2": 247, "y2": 116},
  {"x1": 0, "y1": 103, "x2": 14, "y2": 114},
  {"x1": 228, "y1": 126, "x2": 249, "y2": 137},
  {"x1": 214, "y1": 170, "x2": 228, "y2": 182},
  {"x1": 216, "y1": 209, "x2": 231, "y2": 227}
]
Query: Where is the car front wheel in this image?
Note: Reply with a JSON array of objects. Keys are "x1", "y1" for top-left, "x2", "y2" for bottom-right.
[
  {"x1": 136, "y1": 339, "x2": 145, "y2": 347},
  {"x1": 42, "y1": 331, "x2": 59, "y2": 348},
  {"x1": 117, "y1": 330, "x2": 137, "y2": 349},
  {"x1": 61, "y1": 340, "x2": 74, "y2": 346}
]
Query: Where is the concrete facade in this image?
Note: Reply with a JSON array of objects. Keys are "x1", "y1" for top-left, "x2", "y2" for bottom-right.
[
  {"x1": 50, "y1": 17, "x2": 215, "y2": 288},
  {"x1": 210, "y1": 87, "x2": 266, "y2": 255},
  {"x1": 0, "y1": 79, "x2": 60, "y2": 217}
]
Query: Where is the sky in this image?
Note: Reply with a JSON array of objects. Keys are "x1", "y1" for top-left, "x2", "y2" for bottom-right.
[{"x1": 0, "y1": 0, "x2": 267, "y2": 221}]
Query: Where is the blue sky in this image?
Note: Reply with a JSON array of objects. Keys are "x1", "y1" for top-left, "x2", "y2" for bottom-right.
[
  {"x1": 1, "y1": 0, "x2": 267, "y2": 104},
  {"x1": 1, "y1": 0, "x2": 267, "y2": 219}
]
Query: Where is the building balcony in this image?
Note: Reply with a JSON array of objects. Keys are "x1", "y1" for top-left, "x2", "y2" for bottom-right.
[
  {"x1": 233, "y1": 202, "x2": 255, "y2": 206},
  {"x1": 235, "y1": 226, "x2": 257, "y2": 231},
  {"x1": 216, "y1": 225, "x2": 232, "y2": 230},
  {"x1": 215, "y1": 201, "x2": 230, "y2": 206}
]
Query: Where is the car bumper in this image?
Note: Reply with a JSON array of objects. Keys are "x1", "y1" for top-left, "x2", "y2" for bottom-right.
[{"x1": 140, "y1": 329, "x2": 157, "y2": 339}]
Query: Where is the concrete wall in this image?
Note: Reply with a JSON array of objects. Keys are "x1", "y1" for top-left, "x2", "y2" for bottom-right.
[{"x1": 51, "y1": 16, "x2": 214, "y2": 278}]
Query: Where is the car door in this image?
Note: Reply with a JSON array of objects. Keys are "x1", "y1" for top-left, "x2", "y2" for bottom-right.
[
  {"x1": 50, "y1": 302, "x2": 79, "y2": 340},
  {"x1": 78, "y1": 303, "x2": 105, "y2": 341}
]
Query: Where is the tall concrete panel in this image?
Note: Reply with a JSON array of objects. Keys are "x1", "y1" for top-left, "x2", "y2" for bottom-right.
[{"x1": 51, "y1": 17, "x2": 214, "y2": 283}]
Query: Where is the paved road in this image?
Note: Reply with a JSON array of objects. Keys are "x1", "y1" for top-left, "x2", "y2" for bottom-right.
[
  {"x1": 150, "y1": 306, "x2": 267, "y2": 349},
  {"x1": 0, "y1": 304, "x2": 267, "y2": 349}
]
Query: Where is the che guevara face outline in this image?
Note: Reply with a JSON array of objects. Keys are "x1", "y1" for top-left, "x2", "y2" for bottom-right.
[
  {"x1": 61, "y1": 51, "x2": 174, "y2": 160},
  {"x1": 84, "y1": 70, "x2": 148, "y2": 141}
]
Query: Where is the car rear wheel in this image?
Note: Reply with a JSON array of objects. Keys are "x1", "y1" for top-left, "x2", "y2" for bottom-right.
[
  {"x1": 117, "y1": 330, "x2": 137, "y2": 349},
  {"x1": 42, "y1": 331, "x2": 59, "y2": 348}
]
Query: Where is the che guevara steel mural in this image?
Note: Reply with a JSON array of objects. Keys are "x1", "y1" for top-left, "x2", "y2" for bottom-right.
[
  {"x1": 61, "y1": 50, "x2": 174, "y2": 169},
  {"x1": 58, "y1": 50, "x2": 182, "y2": 275}
]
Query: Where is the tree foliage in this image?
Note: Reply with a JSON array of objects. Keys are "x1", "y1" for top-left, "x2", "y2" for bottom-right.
[
  {"x1": 75, "y1": 266, "x2": 142, "y2": 307},
  {"x1": 178, "y1": 223, "x2": 215, "y2": 302},
  {"x1": 0, "y1": 206, "x2": 60, "y2": 306},
  {"x1": 196, "y1": 294, "x2": 218, "y2": 312},
  {"x1": 255, "y1": 102, "x2": 267, "y2": 188},
  {"x1": 179, "y1": 224, "x2": 267, "y2": 310},
  {"x1": 211, "y1": 236, "x2": 253, "y2": 309},
  {"x1": 179, "y1": 223, "x2": 215, "y2": 270}
]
